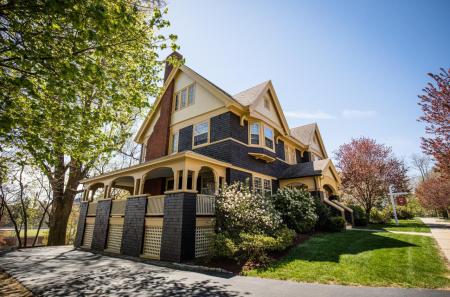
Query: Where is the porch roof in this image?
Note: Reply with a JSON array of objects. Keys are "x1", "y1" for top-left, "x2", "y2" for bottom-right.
[
  {"x1": 279, "y1": 160, "x2": 331, "y2": 179},
  {"x1": 81, "y1": 151, "x2": 231, "y2": 184}
]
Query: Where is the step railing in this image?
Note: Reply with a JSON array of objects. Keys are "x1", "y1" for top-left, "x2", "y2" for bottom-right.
[{"x1": 196, "y1": 194, "x2": 215, "y2": 215}]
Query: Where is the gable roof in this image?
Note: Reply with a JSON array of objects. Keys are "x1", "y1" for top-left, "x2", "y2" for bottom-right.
[
  {"x1": 233, "y1": 81, "x2": 270, "y2": 106},
  {"x1": 290, "y1": 123, "x2": 328, "y2": 158}
]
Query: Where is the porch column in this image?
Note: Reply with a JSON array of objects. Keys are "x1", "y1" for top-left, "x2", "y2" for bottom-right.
[
  {"x1": 192, "y1": 171, "x2": 198, "y2": 192},
  {"x1": 134, "y1": 178, "x2": 141, "y2": 195},
  {"x1": 182, "y1": 169, "x2": 188, "y2": 191},
  {"x1": 103, "y1": 185, "x2": 109, "y2": 199},
  {"x1": 91, "y1": 199, "x2": 112, "y2": 251}
]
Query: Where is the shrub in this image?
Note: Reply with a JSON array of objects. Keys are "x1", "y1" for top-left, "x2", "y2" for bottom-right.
[
  {"x1": 395, "y1": 206, "x2": 415, "y2": 219},
  {"x1": 370, "y1": 208, "x2": 391, "y2": 224},
  {"x1": 349, "y1": 204, "x2": 368, "y2": 226},
  {"x1": 272, "y1": 227, "x2": 297, "y2": 251},
  {"x1": 272, "y1": 188, "x2": 318, "y2": 233},
  {"x1": 327, "y1": 216, "x2": 346, "y2": 232},
  {"x1": 213, "y1": 232, "x2": 237, "y2": 258},
  {"x1": 216, "y1": 182, "x2": 281, "y2": 235},
  {"x1": 238, "y1": 233, "x2": 278, "y2": 263},
  {"x1": 313, "y1": 196, "x2": 332, "y2": 231}
]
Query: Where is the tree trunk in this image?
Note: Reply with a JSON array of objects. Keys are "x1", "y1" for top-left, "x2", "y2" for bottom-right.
[
  {"x1": 47, "y1": 160, "x2": 82, "y2": 246},
  {"x1": 365, "y1": 207, "x2": 372, "y2": 223}
]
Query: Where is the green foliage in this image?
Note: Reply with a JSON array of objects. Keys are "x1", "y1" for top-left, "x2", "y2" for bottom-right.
[
  {"x1": 326, "y1": 216, "x2": 346, "y2": 232},
  {"x1": 213, "y1": 232, "x2": 238, "y2": 258},
  {"x1": 216, "y1": 182, "x2": 281, "y2": 236},
  {"x1": 370, "y1": 208, "x2": 391, "y2": 224},
  {"x1": 349, "y1": 204, "x2": 368, "y2": 226},
  {"x1": 271, "y1": 188, "x2": 318, "y2": 233},
  {"x1": 272, "y1": 227, "x2": 297, "y2": 250},
  {"x1": 313, "y1": 197, "x2": 332, "y2": 231}
]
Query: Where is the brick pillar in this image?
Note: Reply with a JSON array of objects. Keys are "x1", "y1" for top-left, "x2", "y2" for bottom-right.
[
  {"x1": 91, "y1": 199, "x2": 112, "y2": 251},
  {"x1": 121, "y1": 195, "x2": 147, "y2": 257},
  {"x1": 74, "y1": 202, "x2": 89, "y2": 247},
  {"x1": 160, "y1": 192, "x2": 196, "y2": 262}
]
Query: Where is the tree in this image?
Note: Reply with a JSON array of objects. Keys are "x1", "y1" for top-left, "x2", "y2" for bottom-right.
[
  {"x1": 416, "y1": 175, "x2": 450, "y2": 217},
  {"x1": 411, "y1": 154, "x2": 432, "y2": 182},
  {"x1": 418, "y1": 68, "x2": 450, "y2": 179},
  {"x1": 1, "y1": 1, "x2": 178, "y2": 245},
  {"x1": 335, "y1": 137, "x2": 409, "y2": 219}
]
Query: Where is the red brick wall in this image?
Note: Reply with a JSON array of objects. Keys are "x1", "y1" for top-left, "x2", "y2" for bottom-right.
[{"x1": 145, "y1": 80, "x2": 174, "y2": 161}]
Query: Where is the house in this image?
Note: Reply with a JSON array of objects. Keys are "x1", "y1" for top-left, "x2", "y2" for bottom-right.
[{"x1": 74, "y1": 52, "x2": 353, "y2": 262}]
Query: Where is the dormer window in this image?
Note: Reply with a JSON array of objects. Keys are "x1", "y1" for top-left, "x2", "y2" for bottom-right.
[{"x1": 174, "y1": 83, "x2": 195, "y2": 111}]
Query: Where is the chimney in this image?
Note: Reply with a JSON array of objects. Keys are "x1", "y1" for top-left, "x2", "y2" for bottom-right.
[{"x1": 164, "y1": 51, "x2": 183, "y2": 82}]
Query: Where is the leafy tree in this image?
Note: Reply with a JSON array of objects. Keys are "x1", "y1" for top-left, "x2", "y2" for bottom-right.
[
  {"x1": 418, "y1": 68, "x2": 450, "y2": 179},
  {"x1": 335, "y1": 137, "x2": 409, "y2": 219},
  {"x1": 1, "y1": 1, "x2": 177, "y2": 245},
  {"x1": 416, "y1": 174, "x2": 450, "y2": 218}
]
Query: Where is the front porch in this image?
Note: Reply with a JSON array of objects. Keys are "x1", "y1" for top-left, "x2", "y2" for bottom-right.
[{"x1": 75, "y1": 151, "x2": 228, "y2": 262}]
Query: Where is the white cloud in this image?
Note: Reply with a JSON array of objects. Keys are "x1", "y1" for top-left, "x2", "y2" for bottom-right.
[
  {"x1": 341, "y1": 109, "x2": 376, "y2": 119},
  {"x1": 284, "y1": 110, "x2": 336, "y2": 120}
]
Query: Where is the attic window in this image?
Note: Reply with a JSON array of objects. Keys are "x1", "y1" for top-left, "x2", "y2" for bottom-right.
[
  {"x1": 264, "y1": 98, "x2": 270, "y2": 110},
  {"x1": 174, "y1": 83, "x2": 195, "y2": 111}
]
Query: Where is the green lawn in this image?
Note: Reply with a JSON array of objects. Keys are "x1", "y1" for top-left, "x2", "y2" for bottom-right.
[
  {"x1": 246, "y1": 231, "x2": 449, "y2": 288},
  {"x1": 361, "y1": 219, "x2": 430, "y2": 233},
  {"x1": 0, "y1": 229, "x2": 49, "y2": 238}
]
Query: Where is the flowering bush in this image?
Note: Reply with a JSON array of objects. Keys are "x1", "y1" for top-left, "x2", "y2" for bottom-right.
[
  {"x1": 216, "y1": 181, "x2": 281, "y2": 235},
  {"x1": 272, "y1": 187, "x2": 318, "y2": 233}
]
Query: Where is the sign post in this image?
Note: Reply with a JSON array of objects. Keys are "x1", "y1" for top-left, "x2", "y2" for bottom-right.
[{"x1": 388, "y1": 185, "x2": 409, "y2": 226}]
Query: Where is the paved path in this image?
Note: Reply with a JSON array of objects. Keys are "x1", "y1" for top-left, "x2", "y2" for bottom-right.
[
  {"x1": 0, "y1": 246, "x2": 448, "y2": 297},
  {"x1": 421, "y1": 218, "x2": 450, "y2": 263},
  {"x1": 351, "y1": 228, "x2": 433, "y2": 236}
]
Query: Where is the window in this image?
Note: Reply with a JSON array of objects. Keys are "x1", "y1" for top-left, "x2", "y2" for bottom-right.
[
  {"x1": 171, "y1": 131, "x2": 179, "y2": 154},
  {"x1": 188, "y1": 84, "x2": 195, "y2": 105},
  {"x1": 263, "y1": 179, "x2": 272, "y2": 196},
  {"x1": 193, "y1": 121, "x2": 209, "y2": 146},
  {"x1": 250, "y1": 123, "x2": 260, "y2": 145},
  {"x1": 174, "y1": 83, "x2": 196, "y2": 111},
  {"x1": 264, "y1": 126, "x2": 274, "y2": 149},
  {"x1": 253, "y1": 177, "x2": 272, "y2": 196},
  {"x1": 253, "y1": 177, "x2": 262, "y2": 195}
]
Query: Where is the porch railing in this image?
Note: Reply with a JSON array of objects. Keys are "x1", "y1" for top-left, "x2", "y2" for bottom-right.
[
  {"x1": 87, "y1": 202, "x2": 97, "y2": 216},
  {"x1": 196, "y1": 194, "x2": 215, "y2": 215},
  {"x1": 110, "y1": 199, "x2": 126, "y2": 216},
  {"x1": 147, "y1": 195, "x2": 165, "y2": 216}
]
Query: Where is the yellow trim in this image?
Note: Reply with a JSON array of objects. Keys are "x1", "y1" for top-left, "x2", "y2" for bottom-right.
[
  {"x1": 248, "y1": 152, "x2": 276, "y2": 163},
  {"x1": 247, "y1": 120, "x2": 275, "y2": 153}
]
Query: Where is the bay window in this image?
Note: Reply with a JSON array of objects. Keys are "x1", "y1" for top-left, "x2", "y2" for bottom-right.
[
  {"x1": 264, "y1": 125, "x2": 274, "y2": 149},
  {"x1": 250, "y1": 123, "x2": 260, "y2": 145}
]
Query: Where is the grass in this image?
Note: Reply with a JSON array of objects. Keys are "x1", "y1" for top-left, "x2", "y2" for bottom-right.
[
  {"x1": 0, "y1": 229, "x2": 49, "y2": 238},
  {"x1": 360, "y1": 218, "x2": 431, "y2": 233},
  {"x1": 246, "y1": 231, "x2": 450, "y2": 288}
]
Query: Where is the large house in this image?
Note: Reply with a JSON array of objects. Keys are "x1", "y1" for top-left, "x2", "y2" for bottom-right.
[{"x1": 74, "y1": 52, "x2": 353, "y2": 262}]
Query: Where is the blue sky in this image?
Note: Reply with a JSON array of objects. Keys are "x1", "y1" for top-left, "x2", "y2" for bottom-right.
[{"x1": 164, "y1": 0, "x2": 450, "y2": 171}]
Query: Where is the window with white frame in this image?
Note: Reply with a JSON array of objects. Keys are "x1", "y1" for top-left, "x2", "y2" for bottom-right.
[
  {"x1": 174, "y1": 84, "x2": 196, "y2": 111},
  {"x1": 171, "y1": 131, "x2": 179, "y2": 153},
  {"x1": 193, "y1": 121, "x2": 209, "y2": 146},
  {"x1": 250, "y1": 122, "x2": 260, "y2": 145},
  {"x1": 264, "y1": 125, "x2": 274, "y2": 149},
  {"x1": 253, "y1": 177, "x2": 272, "y2": 196}
]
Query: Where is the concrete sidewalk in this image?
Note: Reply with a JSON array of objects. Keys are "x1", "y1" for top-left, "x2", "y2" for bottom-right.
[
  {"x1": 0, "y1": 246, "x2": 448, "y2": 297},
  {"x1": 421, "y1": 217, "x2": 450, "y2": 264}
]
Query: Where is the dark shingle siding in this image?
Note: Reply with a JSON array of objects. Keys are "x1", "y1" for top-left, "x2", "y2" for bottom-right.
[
  {"x1": 121, "y1": 196, "x2": 147, "y2": 257},
  {"x1": 91, "y1": 199, "x2": 112, "y2": 251},
  {"x1": 276, "y1": 139, "x2": 285, "y2": 160},
  {"x1": 179, "y1": 125, "x2": 193, "y2": 152},
  {"x1": 74, "y1": 202, "x2": 89, "y2": 248},
  {"x1": 210, "y1": 112, "x2": 231, "y2": 142}
]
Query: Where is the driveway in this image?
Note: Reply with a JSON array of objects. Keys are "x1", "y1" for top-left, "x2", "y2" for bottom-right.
[{"x1": 0, "y1": 246, "x2": 448, "y2": 297}]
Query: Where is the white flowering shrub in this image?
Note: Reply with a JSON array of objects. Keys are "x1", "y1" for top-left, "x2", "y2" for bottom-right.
[{"x1": 216, "y1": 181, "x2": 282, "y2": 235}]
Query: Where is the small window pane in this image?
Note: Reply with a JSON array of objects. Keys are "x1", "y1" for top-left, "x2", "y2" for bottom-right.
[
  {"x1": 264, "y1": 179, "x2": 272, "y2": 196},
  {"x1": 250, "y1": 123, "x2": 260, "y2": 145},
  {"x1": 181, "y1": 89, "x2": 187, "y2": 108},
  {"x1": 254, "y1": 177, "x2": 262, "y2": 194},
  {"x1": 188, "y1": 84, "x2": 195, "y2": 105},
  {"x1": 194, "y1": 122, "x2": 209, "y2": 146},
  {"x1": 175, "y1": 94, "x2": 179, "y2": 110},
  {"x1": 171, "y1": 132, "x2": 179, "y2": 153},
  {"x1": 264, "y1": 126, "x2": 274, "y2": 149}
]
